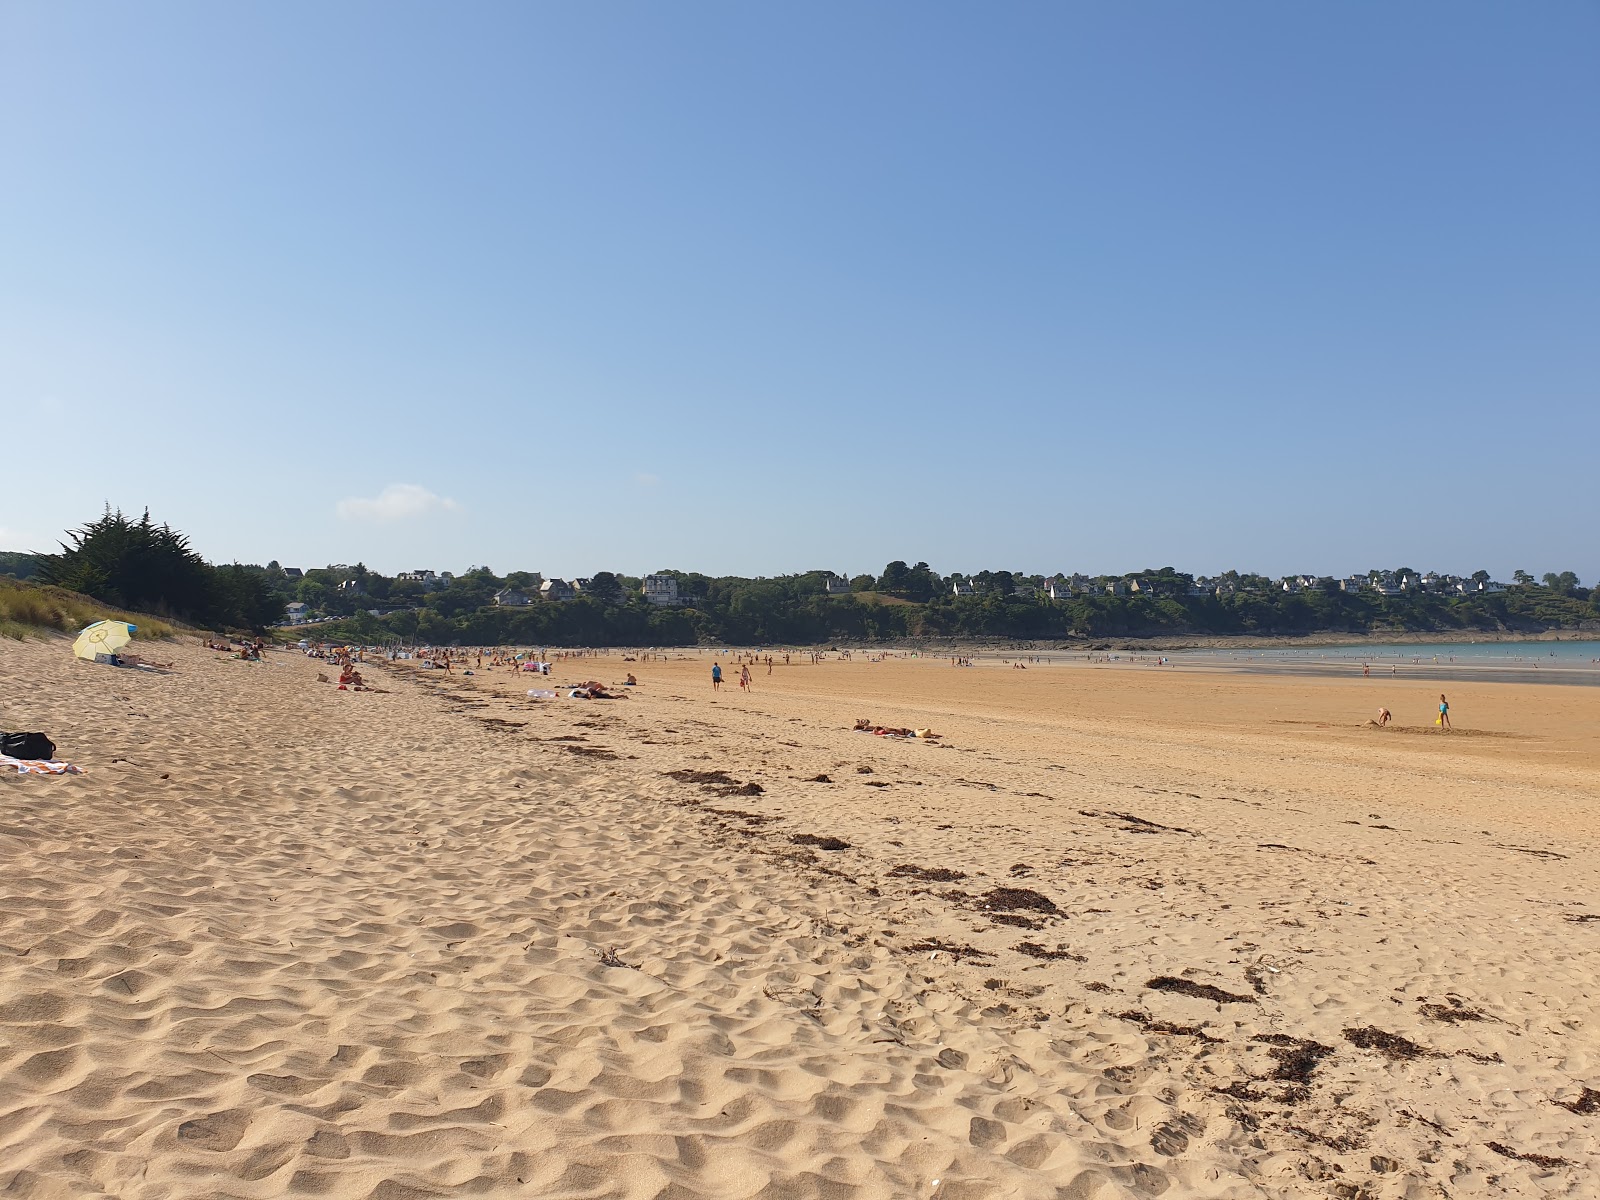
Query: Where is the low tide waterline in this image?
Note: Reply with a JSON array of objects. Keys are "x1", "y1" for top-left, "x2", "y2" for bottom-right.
[{"x1": 1185, "y1": 639, "x2": 1600, "y2": 663}]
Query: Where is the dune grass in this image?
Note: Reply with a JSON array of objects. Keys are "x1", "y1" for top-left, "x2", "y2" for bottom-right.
[{"x1": 0, "y1": 577, "x2": 181, "y2": 641}]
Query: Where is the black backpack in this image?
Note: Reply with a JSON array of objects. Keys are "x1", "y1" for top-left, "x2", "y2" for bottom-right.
[{"x1": 1, "y1": 732, "x2": 56, "y2": 761}]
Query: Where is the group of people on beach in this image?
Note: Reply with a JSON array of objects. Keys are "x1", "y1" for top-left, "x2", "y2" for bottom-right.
[
  {"x1": 709, "y1": 662, "x2": 754, "y2": 692},
  {"x1": 1375, "y1": 694, "x2": 1451, "y2": 730}
]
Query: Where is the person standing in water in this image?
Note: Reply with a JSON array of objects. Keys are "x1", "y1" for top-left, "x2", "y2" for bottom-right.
[
  {"x1": 1437, "y1": 693, "x2": 1451, "y2": 730},
  {"x1": 711, "y1": 663, "x2": 723, "y2": 691}
]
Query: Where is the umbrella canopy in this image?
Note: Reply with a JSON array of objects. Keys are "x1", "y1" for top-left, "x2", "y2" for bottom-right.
[{"x1": 73, "y1": 620, "x2": 136, "y2": 662}]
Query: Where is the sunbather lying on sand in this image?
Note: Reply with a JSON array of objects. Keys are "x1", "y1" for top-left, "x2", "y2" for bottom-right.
[
  {"x1": 854, "y1": 717, "x2": 940, "y2": 739},
  {"x1": 109, "y1": 653, "x2": 175, "y2": 670}
]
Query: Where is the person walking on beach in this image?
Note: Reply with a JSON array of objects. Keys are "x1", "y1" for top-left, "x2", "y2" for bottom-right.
[
  {"x1": 1437, "y1": 693, "x2": 1451, "y2": 731},
  {"x1": 711, "y1": 663, "x2": 723, "y2": 691},
  {"x1": 739, "y1": 664, "x2": 752, "y2": 692}
]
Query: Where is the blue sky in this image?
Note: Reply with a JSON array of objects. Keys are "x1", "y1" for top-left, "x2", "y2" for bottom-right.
[{"x1": 3, "y1": 3, "x2": 1596, "y2": 582}]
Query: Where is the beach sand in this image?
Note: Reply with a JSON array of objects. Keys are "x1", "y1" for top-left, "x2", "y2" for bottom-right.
[{"x1": 3, "y1": 639, "x2": 1599, "y2": 1198}]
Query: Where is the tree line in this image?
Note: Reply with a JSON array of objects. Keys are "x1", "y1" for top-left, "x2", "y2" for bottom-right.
[{"x1": 5, "y1": 513, "x2": 1595, "y2": 642}]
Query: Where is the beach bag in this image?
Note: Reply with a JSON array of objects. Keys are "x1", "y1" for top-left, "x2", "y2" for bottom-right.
[{"x1": 1, "y1": 731, "x2": 56, "y2": 761}]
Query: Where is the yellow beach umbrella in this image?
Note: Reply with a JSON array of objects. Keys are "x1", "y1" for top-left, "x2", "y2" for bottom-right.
[{"x1": 72, "y1": 620, "x2": 136, "y2": 662}]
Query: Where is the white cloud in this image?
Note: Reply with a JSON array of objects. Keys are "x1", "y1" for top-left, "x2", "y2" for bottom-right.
[{"x1": 336, "y1": 484, "x2": 461, "y2": 521}]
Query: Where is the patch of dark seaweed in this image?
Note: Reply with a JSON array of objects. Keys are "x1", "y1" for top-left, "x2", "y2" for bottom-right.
[
  {"x1": 975, "y1": 886, "x2": 1060, "y2": 915},
  {"x1": 1555, "y1": 1087, "x2": 1600, "y2": 1115},
  {"x1": 990, "y1": 913, "x2": 1044, "y2": 930},
  {"x1": 664, "y1": 768, "x2": 764, "y2": 796},
  {"x1": 791, "y1": 833, "x2": 850, "y2": 851},
  {"x1": 665, "y1": 768, "x2": 739, "y2": 786},
  {"x1": 1147, "y1": 976, "x2": 1257, "y2": 1004},
  {"x1": 1213, "y1": 1080, "x2": 1274, "y2": 1104},
  {"x1": 1015, "y1": 941, "x2": 1084, "y2": 962},
  {"x1": 1486, "y1": 1142, "x2": 1570, "y2": 1169},
  {"x1": 1342, "y1": 1026, "x2": 1442, "y2": 1061},
  {"x1": 1564, "y1": 914, "x2": 1600, "y2": 924},
  {"x1": 1399, "y1": 1109, "x2": 1452, "y2": 1135},
  {"x1": 1116, "y1": 1011, "x2": 1222, "y2": 1042},
  {"x1": 1285, "y1": 1124, "x2": 1367, "y2": 1154},
  {"x1": 905, "y1": 938, "x2": 992, "y2": 963},
  {"x1": 1080, "y1": 809, "x2": 1196, "y2": 836},
  {"x1": 1253, "y1": 1034, "x2": 1335, "y2": 1083},
  {"x1": 888, "y1": 865, "x2": 967, "y2": 883},
  {"x1": 564, "y1": 745, "x2": 618, "y2": 760},
  {"x1": 1419, "y1": 996, "x2": 1491, "y2": 1024},
  {"x1": 704, "y1": 808, "x2": 774, "y2": 824}
]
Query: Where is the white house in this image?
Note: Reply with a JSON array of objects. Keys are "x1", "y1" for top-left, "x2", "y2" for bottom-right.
[
  {"x1": 281, "y1": 567, "x2": 303, "y2": 580},
  {"x1": 1045, "y1": 577, "x2": 1073, "y2": 601},
  {"x1": 396, "y1": 569, "x2": 438, "y2": 585},
  {"x1": 951, "y1": 580, "x2": 975, "y2": 597},
  {"x1": 284, "y1": 601, "x2": 309, "y2": 625},
  {"x1": 493, "y1": 588, "x2": 531, "y2": 606},
  {"x1": 540, "y1": 578, "x2": 575, "y2": 602},
  {"x1": 822, "y1": 573, "x2": 852, "y2": 595},
  {"x1": 337, "y1": 578, "x2": 364, "y2": 595},
  {"x1": 642, "y1": 575, "x2": 681, "y2": 606}
]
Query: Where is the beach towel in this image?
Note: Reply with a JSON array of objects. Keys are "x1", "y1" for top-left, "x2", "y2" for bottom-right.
[{"x1": 1, "y1": 754, "x2": 85, "y2": 776}]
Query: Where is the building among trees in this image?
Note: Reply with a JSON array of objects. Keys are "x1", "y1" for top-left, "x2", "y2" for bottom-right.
[{"x1": 642, "y1": 574, "x2": 681, "y2": 606}]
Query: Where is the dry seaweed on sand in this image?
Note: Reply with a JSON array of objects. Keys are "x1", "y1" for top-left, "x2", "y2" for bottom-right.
[
  {"x1": 665, "y1": 768, "x2": 739, "y2": 785},
  {"x1": 905, "y1": 938, "x2": 991, "y2": 963},
  {"x1": 1115, "y1": 1011, "x2": 1222, "y2": 1041},
  {"x1": 887, "y1": 864, "x2": 967, "y2": 883},
  {"x1": 1015, "y1": 941, "x2": 1084, "y2": 962},
  {"x1": 1342, "y1": 1026, "x2": 1443, "y2": 1060},
  {"x1": 1418, "y1": 995, "x2": 1493, "y2": 1024},
  {"x1": 1486, "y1": 1142, "x2": 1570, "y2": 1168},
  {"x1": 1253, "y1": 1034, "x2": 1336, "y2": 1083},
  {"x1": 1146, "y1": 976, "x2": 1257, "y2": 1004},
  {"x1": 989, "y1": 913, "x2": 1044, "y2": 930},
  {"x1": 974, "y1": 886, "x2": 1060, "y2": 915},
  {"x1": 663, "y1": 768, "x2": 764, "y2": 796},
  {"x1": 1554, "y1": 1087, "x2": 1600, "y2": 1114},
  {"x1": 788, "y1": 832, "x2": 848, "y2": 854},
  {"x1": 1080, "y1": 809, "x2": 1196, "y2": 836}
]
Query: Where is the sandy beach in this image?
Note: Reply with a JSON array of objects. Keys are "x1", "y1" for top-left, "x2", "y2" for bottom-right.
[{"x1": 4, "y1": 639, "x2": 1599, "y2": 1199}]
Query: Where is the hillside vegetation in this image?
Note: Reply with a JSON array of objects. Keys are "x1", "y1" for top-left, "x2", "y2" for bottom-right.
[
  {"x1": 0, "y1": 577, "x2": 179, "y2": 642},
  {"x1": 7, "y1": 512, "x2": 1595, "y2": 646}
]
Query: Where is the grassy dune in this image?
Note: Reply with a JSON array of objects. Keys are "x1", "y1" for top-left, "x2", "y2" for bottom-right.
[{"x1": 0, "y1": 577, "x2": 180, "y2": 641}]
